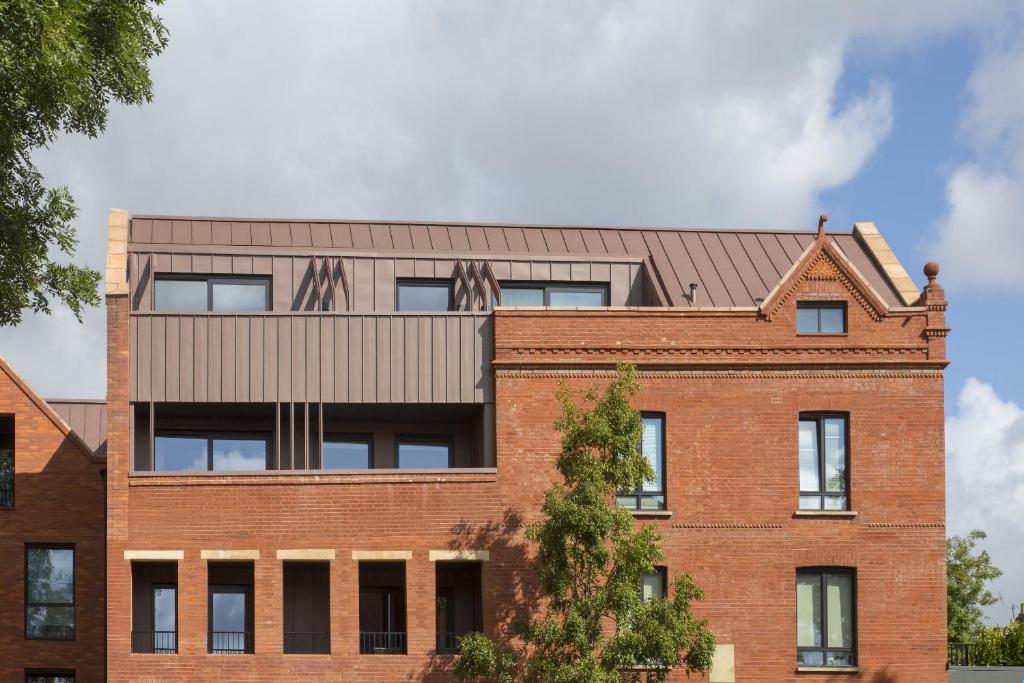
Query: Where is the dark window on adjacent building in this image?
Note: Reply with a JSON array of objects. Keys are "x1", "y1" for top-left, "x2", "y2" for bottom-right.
[
  {"x1": 25, "y1": 671, "x2": 75, "y2": 683},
  {"x1": 1, "y1": 415, "x2": 13, "y2": 508},
  {"x1": 154, "y1": 433, "x2": 270, "y2": 472},
  {"x1": 131, "y1": 562, "x2": 177, "y2": 654},
  {"x1": 436, "y1": 562, "x2": 482, "y2": 654},
  {"x1": 799, "y1": 414, "x2": 849, "y2": 511},
  {"x1": 796, "y1": 302, "x2": 846, "y2": 334},
  {"x1": 322, "y1": 436, "x2": 372, "y2": 469},
  {"x1": 797, "y1": 569, "x2": 855, "y2": 668},
  {"x1": 283, "y1": 562, "x2": 330, "y2": 654},
  {"x1": 396, "y1": 280, "x2": 454, "y2": 312},
  {"x1": 208, "y1": 562, "x2": 254, "y2": 654},
  {"x1": 617, "y1": 414, "x2": 666, "y2": 510},
  {"x1": 154, "y1": 276, "x2": 270, "y2": 312},
  {"x1": 396, "y1": 437, "x2": 452, "y2": 469},
  {"x1": 641, "y1": 567, "x2": 668, "y2": 602},
  {"x1": 499, "y1": 282, "x2": 608, "y2": 307},
  {"x1": 25, "y1": 545, "x2": 74, "y2": 640},
  {"x1": 359, "y1": 561, "x2": 407, "y2": 654}
]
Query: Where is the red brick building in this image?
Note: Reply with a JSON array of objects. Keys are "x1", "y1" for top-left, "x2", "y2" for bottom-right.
[{"x1": 1, "y1": 208, "x2": 949, "y2": 682}]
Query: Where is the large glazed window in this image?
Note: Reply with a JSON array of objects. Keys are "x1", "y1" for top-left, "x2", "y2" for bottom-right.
[
  {"x1": 208, "y1": 562, "x2": 254, "y2": 654},
  {"x1": 154, "y1": 276, "x2": 270, "y2": 312},
  {"x1": 617, "y1": 414, "x2": 666, "y2": 510},
  {"x1": 396, "y1": 280, "x2": 453, "y2": 311},
  {"x1": 1, "y1": 415, "x2": 13, "y2": 507},
  {"x1": 131, "y1": 562, "x2": 178, "y2": 654},
  {"x1": 25, "y1": 545, "x2": 75, "y2": 640},
  {"x1": 797, "y1": 569, "x2": 855, "y2": 667},
  {"x1": 799, "y1": 414, "x2": 849, "y2": 511},
  {"x1": 796, "y1": 302, "x2": 846, "y2": 334},
  {"x1": 500, "y1": 282, "x2": 608, "y2": 306},
  {"x1": 154, "y1": 433, "x2": 269, "y2": 472},
  {"x1": 396, "y1": 438, "x2": 452, "y2": 468}
]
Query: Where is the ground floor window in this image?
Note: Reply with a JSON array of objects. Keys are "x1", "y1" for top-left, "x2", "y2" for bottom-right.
[{"x1": 797, "y1": 569, "x2": 855, "y2": 667}]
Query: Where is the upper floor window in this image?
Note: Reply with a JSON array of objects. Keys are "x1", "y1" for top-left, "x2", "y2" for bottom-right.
[
  {"x1": 499, "y1": 282, "x2": 608, "y2": 307},
  {"x1": 796, "y1": 302, "x2": 846, "y2": 334},
  {"x1": 396, "y1": 437, "x2": 452, "y2": 468},
  {"x1": 26, "y1": 545, "x2": 75, "y2": 640},
  {"x1": 154, "y1": 433, "x2": 270, "y2": 472},
  {"x1": 322, "y1": 436, "x2": 371, "y2": 469},
  {"x1": 641, "y1": 567, "x2": 667, "y2": 601},
  {"x1": 154, "y1": 276, "x2": 270, "y2": 312},
  {"x1": 617, "y1": 414, "x2": 665, "y2": 511},
  {"x1": 797, "y1": 569, "x2": 855, "y2": 668},
  {"x1": 799, "y1": 414, "x2": 849, "y2": 511},
  {"x1": 1, "y1": 415, "x2": 13, "y2": 507},
  {"x1": 396, "y1": 280, "x2": 453, "y2": 312}
]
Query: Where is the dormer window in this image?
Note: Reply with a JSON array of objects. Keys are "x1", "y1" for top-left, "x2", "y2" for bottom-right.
[
  {"x1": 154, "y1": 276, "x2": 270, "y2": 312},
  {"x1": 796, "y1": 302, "x2": 846, "y2": 334}
]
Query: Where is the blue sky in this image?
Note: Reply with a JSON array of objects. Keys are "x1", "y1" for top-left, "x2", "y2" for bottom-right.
[{"x1": 1, "y1": 1, "x2": 1022, "y2": 622}]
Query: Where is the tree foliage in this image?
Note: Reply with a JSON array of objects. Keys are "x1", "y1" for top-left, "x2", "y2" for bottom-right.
[
  {"x1": 947, "y1": 529, "x2": 1002, "y2": 643},
  {"x1": 455, "y1": 363, "x2": 716, "y2": 682},
  {"x1": 0, "y1": 0, "x2": 168, "y2": 325},
  {"x1": 969, "y1": 620, "x2": 1024, "y2": 666}
]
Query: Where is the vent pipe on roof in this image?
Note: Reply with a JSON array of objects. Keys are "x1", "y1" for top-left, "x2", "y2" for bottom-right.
[
  {"x1": 689, "y1": 282, "x2": 699, "y2": 305},
  {"x1": 817, "y1": 213, "x2": 828, "y2": 239}
]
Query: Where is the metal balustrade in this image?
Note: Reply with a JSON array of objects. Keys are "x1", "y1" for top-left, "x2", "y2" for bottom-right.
[
  {"x1": 359, "y1": 631, "x2": 406, "y2": 655},
  {"x1": 209, "y1": 631, "x2": 251, "y2": 654},
  {"x1": 131, "y1": 630, "x2": 178, "y2": 654}
]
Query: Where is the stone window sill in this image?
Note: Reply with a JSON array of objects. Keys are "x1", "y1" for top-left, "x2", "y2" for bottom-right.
[
  {"x1": 792, "y1": 510, "x2": 858, "y2": 519},
  {"x1": 796, "y1": 666, "x2": 860, "y2": 674},
  {"x1": 629, "y1": 509, "x2": 673, "y2": 519}
]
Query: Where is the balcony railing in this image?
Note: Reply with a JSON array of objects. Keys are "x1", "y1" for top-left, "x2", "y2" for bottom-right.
[
  {"x1": 360, "y1": 631, "x2": 406, "y2": 655},
  {"x1": 209, "y1": 631, "x2": 252, "y2": 654},
  {"x1": 948, "y1": 642, "x2": 971, "y2": 666},
  {"x1": 131, "y1": 630, "x2": 178, "y2": 654},
  {"x1": 284, "y1": 630, "x2": 330, "y2": 654}
]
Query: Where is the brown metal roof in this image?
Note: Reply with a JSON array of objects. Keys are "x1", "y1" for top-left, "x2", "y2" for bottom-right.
[
  {"x1": 128, "y1": 217, "x2": 905, "y2": 307},
  {"x1": 46, "y1": 399, "x2": 107, "y2": 458}
]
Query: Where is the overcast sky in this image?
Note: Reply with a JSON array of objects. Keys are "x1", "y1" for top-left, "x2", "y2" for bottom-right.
[{"x1": 1, "y1": 0, "x2": 1022, "y2": 622}]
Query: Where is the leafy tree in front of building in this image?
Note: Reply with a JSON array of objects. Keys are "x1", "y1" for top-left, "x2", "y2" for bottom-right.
[
  {"x1": 947, "y1": 529, "x2": 1002, "y2": 643},
  {"x1": 0, "y1": 0, "x2": 169, "y2": 326},
  {"x1": 454, "y1": 363, "x2": 716, "y2": 682}
]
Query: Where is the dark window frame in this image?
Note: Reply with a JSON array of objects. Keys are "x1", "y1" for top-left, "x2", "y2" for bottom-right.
[
  {"x1": 154, "y1": 431, "x2": 272, "y2": 472},
  {"x1": 1, "y1": 414, "x2": 13, "y2": 508},
  {"x1": 798, "y1": 413, "x2": 850, "y2": 511},
  {"x1": 395, "y1": 435, "x2": 454, "y2": 469},
  {"x1": 395, "y1": 279, "x2": 455, "y2": 312},
  {"x1": 151, "y1": 582, "x2": 178, "y2": 654},
  {"x1": 208, "y1": 582, "x2": 254, "y2": 654},
  {"x1": 796, "y1": 568, "x2": 857, "y2": 668},
  {"x1": 153, "y1": 274, "x2": 271, "y2": 312},
  {"x1": 25, "y1": 670, "x2": 75, "y2": 683},
  {"x1": 499, "y1": 281, "x2": 609, "y2": 306},
  {"x1": 796, "y1": 301, "x2": 847, "y2": 335},
  {"x1": 25, "y1": 543, "x2": 75, "y2": 641},
  {"x1": 617, "y1": 412, "x2": 667, "y2": 511},
  {"x1": 321, "y1": 433, "x2": 374, "y2": 470}
]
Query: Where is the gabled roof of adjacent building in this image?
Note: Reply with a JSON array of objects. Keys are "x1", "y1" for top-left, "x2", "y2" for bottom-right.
[{"x1": 126, "y1": 215, "x2": 921, "y2": 308}]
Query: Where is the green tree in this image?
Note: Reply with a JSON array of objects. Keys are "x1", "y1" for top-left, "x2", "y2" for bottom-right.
[
  {"x1": 947, "y1": 529, "x2": 1002, "y2": 643},
  {"x1": 0, "y1": 0, "x2": 168, "y2": 325},
  {"x1": 455, "y1": 363, "x2": 716, "y2": 682},
  {"x1": 970, "y1": 621, "x2": 1024, "y2": 666}
]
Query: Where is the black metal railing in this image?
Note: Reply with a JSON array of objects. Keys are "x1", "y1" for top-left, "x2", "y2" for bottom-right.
[
  {"x1": 437, "y1": 631, "x2": 464, "y2": 654},
  {"x1": 360, "y1": 631, "x2": 406, "y2": 655},
  {"x1": 948, "y1": 642, "x2": 971, "y2": 666},
  {"x1": 284, "y1": 630, "x2": 330, "y2": 654},
  {"x1": 209, "y1": 631, "x2": 252, "y2": 654},
  {"x1": 131, "y1": 630, "x2": 178, "y2": 654}
]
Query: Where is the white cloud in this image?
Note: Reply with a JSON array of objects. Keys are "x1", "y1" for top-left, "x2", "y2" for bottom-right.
[{"x1": 947, "y1": 377, "x2": 1024, "y2": 623}]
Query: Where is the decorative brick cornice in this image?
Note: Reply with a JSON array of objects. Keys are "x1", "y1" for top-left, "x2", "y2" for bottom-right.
[
  {"x1": 865, "y1": 522, "x2": 944, "y2": 528},
  {"x1": 672, "y1": 522, "x2": 784, "y2": 529},
  {"x1": 496, "y1": 368, "x2": 945, "y2": 379},
  {"x1": 496, "y1": 345, "x2": 928, "y2": 358}
]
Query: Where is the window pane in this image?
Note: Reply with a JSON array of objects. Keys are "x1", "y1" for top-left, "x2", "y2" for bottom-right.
[
  {"x1": 26, "y1": 605, "x2": 75, "y2": 638},
  {"x1": 796, "y1": 306, "x2": 820, "y2": 333},
  {"x1": 798, "y1": 651, "x2": 824, "y2": 666},
  {"x1": 641, "y1": 571, "x2": 665, "y2": 601},
  {"x1": 211, "y1": 281, "x2": 268, "y2": 311},
  {"x1": 616, "y1": 495, "x2": 638, "y2": 509},
  {"x1": 154, "y1": 587, "x2": 176, "y2": 631},
  {"x1": 549, "y1": 289, "x2": 605, "y2": 306},
  {"x1": 823, "y1": 418, "x2": 846, "y2": 493},
  {"x1": 799, "y1": 495, "x2": 822, "y2": 510},
  {"x1": 820, "y1": 306, "x2": 845, "y2": 333},
  {"x1": 212, "y1": 591, "x2": 246, "y2": 631},
  {"x1": 796, "y1": 574, "x2": 821, "y2": 648},
  {"x1": 27, "y1": 548, "x2": 74, "y2": 603},
  {"x1": 824, "y1": 496, "x2": 848, "y2": 511},
  {"x1": 212, "y1": 439, "x2": 267, "y2": 471},
  {"x1": 155, "y1": 436, "x2": 208, "y2": 471},
  {"x1": 323, "y1": 440, "x2": 370, "y2": 469},
  {"x1": 501, "y1": 288, "x2": 544, "y2": 306},
  {"x1": 640, "y1": 417, "x2": 663, "y2": 492},
  {"x1": 799, "y1": 421, "x2": 820, "y2": 492},
  {"x1": 155, "y1": 279, "x2": 208, "y2": 311},
  {"x1": 827, "y1": 652, "x2": 854, "y2": 666},
  {"x1": 639, "y1": 494, "x2": 665, "y2": 510},
  {"x1": 398, "y1": 442, "x2": 449, "y2": 468},
  {"x1": 825, "y1": 573, "x2": 853, "y2": 649},
  {"x1": 397, "y1": 283, "x2": 451, "y2": 311}
]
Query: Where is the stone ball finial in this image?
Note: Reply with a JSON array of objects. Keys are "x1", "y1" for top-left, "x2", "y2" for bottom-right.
[{"x1": 924, "y1": 261, "x2": 940, "y2": 280}]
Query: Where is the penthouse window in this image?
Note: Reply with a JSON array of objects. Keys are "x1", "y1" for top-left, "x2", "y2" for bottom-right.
[
  {"x1": 799, "y1": 414, "x2": 849, "y2": 511},
  {"x1": 617, "y1": 414, "x2": 666, "y2": 511},
  {"x1": 1, "y1": 415, "x2": 13, "y2": 507},
  {"x1": 796, "y1": 302, "x2": 846, "y2": 334},
  {"x1": 797, "y1": 569, "x2": 855, "y2": 668},
  {"x1": 154, "y1": 433, "x2": 270, "y2": 472},
  {"x1": 396, "y1": 279, "x2": 454, "y2": 312},
  {"x1": 154, "y1": 276, "x2": 270, "y2": 312},
  {"x1": 396, "y1": 437, "x2": 452, "y2": 468},
  {"x1": 25, "y1": 545, "x2": 75, "y2": 640},
  {"x1": 322, "y1": 436, "x2": 372, "y2": 469},
  {"x1": 499, "y1": 282, "x2": 608, "y2": 306}
]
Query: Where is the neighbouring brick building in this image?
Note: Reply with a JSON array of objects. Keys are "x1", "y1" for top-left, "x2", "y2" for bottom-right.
[{"x1": 0, "y1": 208, "x2": 949, "y2": 682}]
